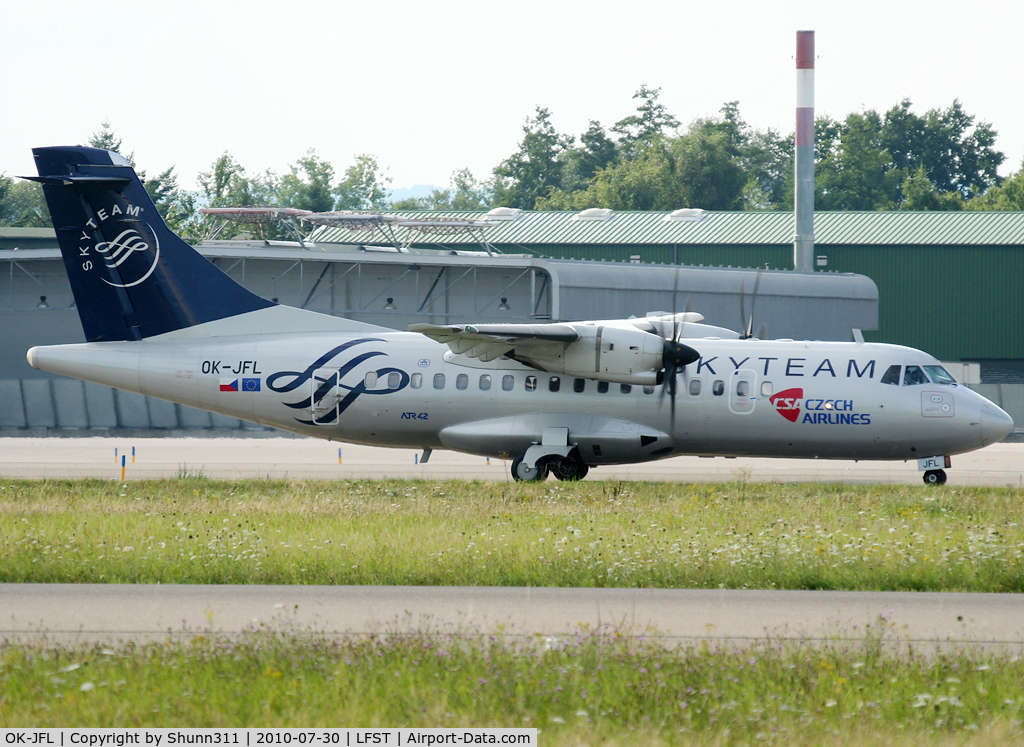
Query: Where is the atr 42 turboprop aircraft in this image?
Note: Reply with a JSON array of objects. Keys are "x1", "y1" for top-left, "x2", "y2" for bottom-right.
[{"x1": 25, "y1": 147, "x2": 1013, "y2": 484}]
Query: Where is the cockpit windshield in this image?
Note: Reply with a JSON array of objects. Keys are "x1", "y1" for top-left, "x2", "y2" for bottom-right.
[
  {"x1": 883, "y1": 363, "x2": 959, "y2": 386},
  {"x1": 881, "y1": 365, "x2": 901, "y2": 385},
  {"x1": 903, "y1": 365, "x2": 929, "y2": 386},
  {"x1": 924, "y1": 365, "x2": 958, "y2": 385}
]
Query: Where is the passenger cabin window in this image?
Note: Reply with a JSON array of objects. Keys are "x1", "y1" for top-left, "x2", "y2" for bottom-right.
[
  {"x1": 712, "y1": 380, "x2": 724, "y2": 396},
  {"x1": 364, "y1": 372, "x2": 378, "y2": 388},
  {"x1": 620, "y1": 384, "x2": 632, "y2": 394},
  {"x1": 387, "y1": 372, "x2": 401, "y2": 389},
  {"x1": 880, "y1": 365, "x2": 901, "y2": 385},
  {"x1": 525, "y1": 375, "x2": 537, "y2": 392},
  {"x1": 643, "y1": 385, "x2": 655, "y2": 394},
  {"x1": 760, "y1": 381, "x2": 773, "y2": 397},
  {"x1": 573, "y1": 378, "x2": 586, "y2": 393},
  {"x1": 502, "y1": 375, "x2": 514, "y2": 391},
  {"x1": 924, "y1": 365, "x2": 957, "y2": 385},
  {"x1": 456, "y1": 373, "x2": 469, "y2": 390},
  {"x1": 549, "y1": 376, "x2": 561, "y2": 392},
  {"x1": 598, "y1": 381, "x2": 609, "y2": 393},
  {"x1": 689, "y1": 379, "x2": 702, "y2": 396},
  {"x1": 479, "y1": 374, "x2": 491, "y2": 391},
  {"x1": 903, "y1": 365, "x2": 929, "y2": 386},
  {"x1": 736, "y1": 380, "x2": 749, "y2": 397},
  {"x1": 411, "y1": 373, "x2": 422, "y2": 389},
  {"x1": 433, "y1": 373, "x2": 445, "y2": 390}
]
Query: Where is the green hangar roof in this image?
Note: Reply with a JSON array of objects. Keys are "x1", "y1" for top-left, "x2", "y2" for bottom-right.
[{"x1": 307, "y1": 209, "x2": 1024, "y2": 248}]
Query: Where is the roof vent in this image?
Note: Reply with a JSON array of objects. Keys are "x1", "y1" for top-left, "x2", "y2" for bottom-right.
[
  {"x1": 664, "y1": 208, "x2": 706, "y2": 222},
  {"x1": 572, "y1": 208, "x2": 614, "y2": 222},
  {"x1": 484, "y1": 207, "x2": 522, "y2": 221}
]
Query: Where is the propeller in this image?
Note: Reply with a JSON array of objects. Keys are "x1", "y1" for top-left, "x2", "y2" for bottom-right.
[{"x1": 658, "y1": 269, "x2": 700, "y2": 428}]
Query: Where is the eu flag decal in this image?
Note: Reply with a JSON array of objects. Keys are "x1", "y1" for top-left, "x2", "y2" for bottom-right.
[
  {"x1": 220, "y1": 378, "x2": 239, "y2": 392},
  {"x1": 242, "y1": 377, "x2": 261, "y2": 392}
]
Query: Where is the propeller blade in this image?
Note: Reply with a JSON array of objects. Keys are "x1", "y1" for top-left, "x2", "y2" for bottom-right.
[
  {"x1": 747, "y1": 269, "x2": 763, "y2": 340},
  {"x1": 739, "y1": 281, "x2": 748, "y2": 338}
]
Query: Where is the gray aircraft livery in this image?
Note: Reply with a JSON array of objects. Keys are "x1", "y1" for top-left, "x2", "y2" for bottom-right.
[{"x1": 25, "y1": 146, "x2": 1013, "y2": 484}]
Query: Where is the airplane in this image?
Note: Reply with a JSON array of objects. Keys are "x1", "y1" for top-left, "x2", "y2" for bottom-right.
[{"x1": 24, "y1": 146, "x2": 1013, "y2": 485}]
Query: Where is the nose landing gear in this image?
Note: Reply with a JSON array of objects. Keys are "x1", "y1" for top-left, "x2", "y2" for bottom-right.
[{"x1": 923, "y1": 469, "x2": 947, "y2": 485}]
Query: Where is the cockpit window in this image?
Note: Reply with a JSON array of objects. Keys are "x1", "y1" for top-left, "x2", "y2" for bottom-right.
[
  {"x1": 924, "y1": 365, "x2": 957, "y2": 385},
  {"x1": 903, "y1": 365, "x2": 929, "y2": 386},
  {"x1": 880, "y1": 365, "x2": 901, "y2": 385}
]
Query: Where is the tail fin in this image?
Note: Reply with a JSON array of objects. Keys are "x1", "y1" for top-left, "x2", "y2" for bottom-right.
[{"x1": 28, "y1": 146, "x2": 274, "y2": 342}]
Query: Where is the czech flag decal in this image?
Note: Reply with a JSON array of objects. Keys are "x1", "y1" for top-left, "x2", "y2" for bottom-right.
[{"x1": 220, "y1": 378, "x2": 239, "y2": 392}]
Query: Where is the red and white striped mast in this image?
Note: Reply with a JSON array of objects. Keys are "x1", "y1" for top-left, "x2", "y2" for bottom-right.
[{"x1": 794, "y1": 30, "x2": 815, "y2": 272}]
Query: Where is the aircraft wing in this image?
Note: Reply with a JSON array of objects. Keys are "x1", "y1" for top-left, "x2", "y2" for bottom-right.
[{"x1": 409, "y1": 323, "x2": 580, "y2": 362}]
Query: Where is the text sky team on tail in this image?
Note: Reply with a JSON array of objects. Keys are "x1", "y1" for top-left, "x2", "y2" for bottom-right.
[{"x1": 25, "y1": 147, "x2": 1013, "y2": 484}]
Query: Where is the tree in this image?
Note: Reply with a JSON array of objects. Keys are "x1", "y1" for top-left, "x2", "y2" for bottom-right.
[
  {"x1": 611, "y1": 85, "x2": 680, "y2": 147},
  {"x1": 899, "y1": 164, "x2": 964, "y2": 210},
  {"x1": 880, "y1": 99, "x2": 1003, "y2": 199},
  {"x1": 558, "y1": 121, "x2": 619, "y2": 194},
  {"x1": 278, "y1": 149, "x2": 336, "y2": 213},
  {"x1": 816, "y1": 111, "x2": 899, "y2": 210},
  {"x1": 196, "y1": 152, "x2": 281, "y2": 239},
  {"x1": 491, "y1": 107, "x2": 573, "y2": 210},
  {"x1": 967, "y1": 159, "x2": 1024, "y2": 210},
  {"x1": 198, "y1": 152, "x2": 278, "y2": 208},
  {"x1": 0, "y1": 176, "x2": 50, "y2": 226},
  {"x1": 87, "y1": 121, "x2": 124, "y2": 154},
  {"x1": 335, "y1": 154, "x2": 391, "y2": 211},
  {"x1": 540, "y1": 127, "x2": 744, "y2": 212}
]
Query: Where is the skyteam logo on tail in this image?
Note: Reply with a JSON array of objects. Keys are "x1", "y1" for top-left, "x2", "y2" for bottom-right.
[
  {"x1": 78, "y1": 202, "x2": 161, "y2": 288},
  {"x1": 95, "y1": 226, "x2": 160, "y2": 288}
]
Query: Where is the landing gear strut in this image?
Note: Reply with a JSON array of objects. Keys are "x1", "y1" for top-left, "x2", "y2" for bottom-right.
[{"x1": 923, "y1": 469, "x2": 947, "y2": 486}]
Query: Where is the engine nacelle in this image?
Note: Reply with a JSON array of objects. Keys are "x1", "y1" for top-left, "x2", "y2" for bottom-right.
[{"x1": 521, "y1": 325, "x2": 665, "y2": 385}]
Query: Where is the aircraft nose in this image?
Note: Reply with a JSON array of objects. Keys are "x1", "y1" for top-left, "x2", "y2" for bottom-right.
[{"x1": 980, "y1": 403, "x2": 1014, "y2": 446}]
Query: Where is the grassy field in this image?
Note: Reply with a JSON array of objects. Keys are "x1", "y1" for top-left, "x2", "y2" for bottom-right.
[
  {"x1": 0, "y1": 477, "x2": 1023, "y2": 590},
  {"x1": 2, "y1": 477, "x2": 1024, "y2": 742},
  {"x1": 1, "y1": 624, "x2": 1022, "y2": 744}
]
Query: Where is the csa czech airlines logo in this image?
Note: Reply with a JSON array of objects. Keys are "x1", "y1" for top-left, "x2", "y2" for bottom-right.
[{"x1": 770, "y1": 388, "x2": 803, "y2": 422}]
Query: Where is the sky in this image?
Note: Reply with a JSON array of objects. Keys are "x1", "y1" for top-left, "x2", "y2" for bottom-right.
[{"x1": 3, "y1": 0, "x2": 1021, "y2": 195}]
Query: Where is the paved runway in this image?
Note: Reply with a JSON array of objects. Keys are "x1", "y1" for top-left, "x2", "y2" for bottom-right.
[
  {"x1": 3, "y1": 584, "x2": 1022, "y2": 648},
  {"x1": 2, "y1": 436, "x2": 1024, "y2": 485}
]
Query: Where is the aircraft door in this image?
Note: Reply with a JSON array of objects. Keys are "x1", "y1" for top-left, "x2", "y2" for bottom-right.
[
  {"x1": 729, "y1": 369, "x2": 756, "y2": 414},
  {"x1": 310, "y1": 368, "x2": 339, "y2": 425}
]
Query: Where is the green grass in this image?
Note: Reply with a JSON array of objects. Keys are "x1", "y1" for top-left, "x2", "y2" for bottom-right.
[
  {"x1": 1, "y1": 623, "x2": 1022, "y2": 744},
  {"x1": 1, "y1": 478, "x2": 1023, "y2": 590}
]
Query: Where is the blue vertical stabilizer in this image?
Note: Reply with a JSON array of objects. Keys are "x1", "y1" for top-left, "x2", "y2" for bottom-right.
[{"x1": 29, "y1": 146, "x2": 275, "y2": 342}]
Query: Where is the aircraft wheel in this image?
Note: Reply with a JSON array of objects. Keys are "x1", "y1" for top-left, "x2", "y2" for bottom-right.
[
  {"x1": 511, "y1": 455, "x2": 547, "y2": 482},
  {"x1": 550, "y1": 458, "x2": 590, "y2": 481},
  {"x1": 923, "y1": 469, "x2": 947, "y2": 486}
]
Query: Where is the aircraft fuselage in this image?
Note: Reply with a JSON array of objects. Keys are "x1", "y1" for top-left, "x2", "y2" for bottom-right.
[{"x1": 28, "y1": 330, "x2": 1011, "y2": 467}]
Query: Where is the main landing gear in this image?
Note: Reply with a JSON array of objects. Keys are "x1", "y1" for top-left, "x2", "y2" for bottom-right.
[
  {"x1": 923, "y1": 469, "x2": 947, "y2": 486},
  {"x1": 511, "y1": 454, "x2": 590, "y2": 482}
]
